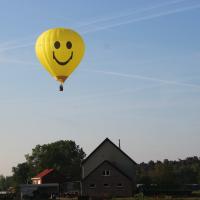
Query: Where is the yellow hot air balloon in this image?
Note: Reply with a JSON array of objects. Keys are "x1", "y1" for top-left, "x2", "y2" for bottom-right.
[{"x1": 35, "y1": 28, "x2": 85, "y2": 91}]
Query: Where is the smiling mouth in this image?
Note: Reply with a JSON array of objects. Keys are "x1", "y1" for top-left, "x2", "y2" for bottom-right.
[{"x1": 53, "y1": 51, "x2": 73, "y2": 65}]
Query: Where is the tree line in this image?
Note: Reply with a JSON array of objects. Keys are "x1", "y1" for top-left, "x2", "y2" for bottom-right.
[
  {"x1": 0, "y1": 140, "x2": 85, "y2": 190},
  {"x1": 137, "y1": 157, "x2": 200, "y2": 189},
  {"x1": 1, "y1": 140, "x2": 200, "y2": 191}
]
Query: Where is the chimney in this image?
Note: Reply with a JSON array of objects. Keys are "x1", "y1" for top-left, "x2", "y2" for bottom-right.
[{"x1": 118, "y1": 139, "x2": 121, "y2": 149}]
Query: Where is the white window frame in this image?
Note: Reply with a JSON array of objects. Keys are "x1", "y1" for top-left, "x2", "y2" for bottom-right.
[{"x1": 102, "y1": 170, "x2": 110, "y2": 176}]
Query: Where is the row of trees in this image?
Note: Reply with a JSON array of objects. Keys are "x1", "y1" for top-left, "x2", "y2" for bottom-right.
[
  {"x1": 0, "y1": 140, "x2": 86, "y2": 190},
  {"x1": 137, "y1": 157, "x2": 200, "y2": 188}
]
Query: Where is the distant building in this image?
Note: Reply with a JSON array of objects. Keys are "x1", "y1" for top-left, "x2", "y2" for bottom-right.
[
  {"x1": 81, "y1": 138, "x2": 137, "y2": 198},
  {"x1": 26, "y1": 169, "x2": 66, "y2": 198},
  {"x1": 20, "y1": 183, "x2": 59, "y2": 199},
  {"x1": 31, "y1": 169, "x2": 65, "y2": 185}
]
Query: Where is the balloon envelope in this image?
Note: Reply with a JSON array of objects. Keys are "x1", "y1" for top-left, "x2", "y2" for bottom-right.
[{"x1": 35, "y1": 28, "x2": 85, "y2": 84}]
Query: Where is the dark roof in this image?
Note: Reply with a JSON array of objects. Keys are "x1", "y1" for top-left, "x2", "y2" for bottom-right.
[
  {"x1": 82, "y1": 138, "x2": 137, "y2": 165},
  {"x1": 32, "y1": 169, "x2": 54, "y2": 179},
  {"x1": 82, "y1": 160, "x2": 132, "y2": 181}
]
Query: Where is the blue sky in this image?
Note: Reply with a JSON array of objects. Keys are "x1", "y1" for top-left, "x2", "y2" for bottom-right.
[{"x1": 0, "y1": 0, "x2": 200, "y2": 175}]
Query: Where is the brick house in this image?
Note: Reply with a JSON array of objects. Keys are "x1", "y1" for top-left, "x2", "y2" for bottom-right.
[{"x1": 81, "y1": 138, "x2": 137, "y2": 198}]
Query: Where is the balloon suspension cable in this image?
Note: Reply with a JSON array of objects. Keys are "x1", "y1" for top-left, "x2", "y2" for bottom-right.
[{"x1": 59, "y1": 84, "x2": 64, "y2": 92}]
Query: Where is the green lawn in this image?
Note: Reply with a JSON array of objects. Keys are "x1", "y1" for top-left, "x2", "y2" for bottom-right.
[
  {"x1": 112, "y1": 198, "x2": 200, "y2": 200},
  {"x1": 59, "y1": 196, "x2": 200, "y2": 200}
]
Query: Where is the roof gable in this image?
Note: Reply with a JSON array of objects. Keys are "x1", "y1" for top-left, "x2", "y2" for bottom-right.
[
  {"x1": 83, "y1": 160, "x2": 132, "y2": 181},
  {"x1": 82, "y1": 138, "x2": 136, "y2": 165}
]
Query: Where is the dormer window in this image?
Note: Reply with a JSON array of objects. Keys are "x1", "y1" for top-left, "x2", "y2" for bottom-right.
[{"x1": 102, "y1": 170, "x2": 110, "y2": 176}]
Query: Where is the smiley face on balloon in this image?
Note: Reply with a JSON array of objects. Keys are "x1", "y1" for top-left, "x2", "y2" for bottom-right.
[
  {"x1": 35, "y1": 28, "x2": 85, "y2": 91},
  {"x1": 53, "y1": 40, "x2": 73, "y2": 66}
]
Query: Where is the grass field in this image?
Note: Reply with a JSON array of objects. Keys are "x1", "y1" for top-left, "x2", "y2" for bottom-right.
[
  {"x1": 112, "y1": 197, "x2": 200, "y2": 200},
  {"x1": 59, "y1": 197, "x2": 200, "y2": 200}
]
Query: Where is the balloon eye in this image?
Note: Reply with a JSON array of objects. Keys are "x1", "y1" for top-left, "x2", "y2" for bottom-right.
[
  {"x1": 66, "y1": 41, "x2": 72, "y2": 49},
  {"x1": 54, "y1": 41, "x2": 60, "y2": 49}
]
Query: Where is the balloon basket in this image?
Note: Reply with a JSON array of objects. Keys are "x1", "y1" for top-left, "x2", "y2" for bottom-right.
[{"x1": 59, "y1": 84, "x2": 63, "y2": 92}]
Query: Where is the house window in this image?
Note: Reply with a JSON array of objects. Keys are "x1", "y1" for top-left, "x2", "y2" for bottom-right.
[
  {"x1": 102, "y1": 170, "x2": 110, "y2": 176},
  {"x1": 104, "y1": 183, "x2": 110, "y2": 188},
  {"x1": 89, "y1": 184, "x2": 96, "y2": 188},
  {"x1": 116, "y1": 183, "x2": 123, "y2": 188},
  {"x1": 116, "y1": 183, "x2": 124, "y2": 190}
]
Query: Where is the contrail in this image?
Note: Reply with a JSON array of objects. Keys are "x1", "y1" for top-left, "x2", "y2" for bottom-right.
[
  {"x1": 76, "y1": 0, "x2": 187, "y2": 29},
  {"x1": 0, "y1": 34, "x2": 36, "y2": 48},
  {"x1": 73, "y1": 84, "x2": 164, "y2": 101},
  {"x1": 0, "y1": 57, "x2": 39, "y2": 67},
  {"x1": 82, "y1": 69, "x2": 200, "y2": 90},
  {"x1": 0, "y1": 33, "x2": 38, "y2": 52},
  {"x1": 0, "y1": 55, "x2": 199, "y2": 93},
  {"x1": 82, "y1": 3, "x2": 200, "y2": 34},
  {"x1": 0, "y1": 55, "x2": 199, "y2": 90},
  {"x1": 0, "y1": 1, "x2": 197, "y2": 53},
  {"x1": 0, "y1": 43, "x2": 34, "y2": 53}
]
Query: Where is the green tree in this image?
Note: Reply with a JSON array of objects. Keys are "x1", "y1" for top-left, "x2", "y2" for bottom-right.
[
  {"x1": 0, "y1": 175, "x2": 14, "y2": 191},
  {"x1": 137, "y1": 156, "x2": 200, "y2": 190},
  {"x1": 0, "y1": 175, "x2": 6, "y2": 191},
  {"x1": 12, "y1": 162, "x2": 31, "y2": 185},
  {"x1": 25, "y1": 140, "x2": 86, "y2": 180},
  {"x1": 12, "y1": 140, "x2": 86, "y2": 186}
]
